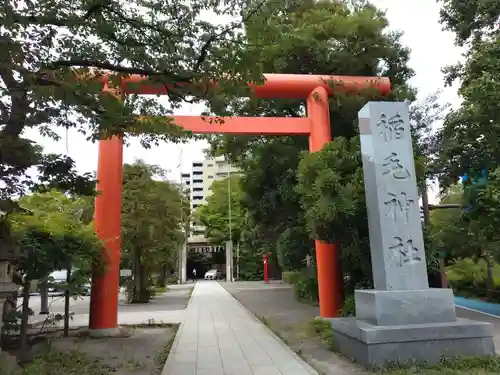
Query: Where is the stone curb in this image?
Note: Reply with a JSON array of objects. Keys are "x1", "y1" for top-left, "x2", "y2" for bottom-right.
[{"x1": 160, "y1": 285, "x2": 194, "y2": 375}]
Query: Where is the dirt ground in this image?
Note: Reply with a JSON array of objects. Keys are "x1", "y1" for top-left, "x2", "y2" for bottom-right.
[
  {"x1": 220, "y1": 281, "x2": 369, "y2": 375},
  {"x1": 2, "y1": 286, "x2": 192, "y2": 375},
  {"x1": 44, "y1": 325, "x2": 178, "y2": 375},
  {"x1": 2, "y1": 324, "x2": 179, "y2": 375},
  {"x1": 220, "y1": 281, "x2": 500, "y2": 375}
]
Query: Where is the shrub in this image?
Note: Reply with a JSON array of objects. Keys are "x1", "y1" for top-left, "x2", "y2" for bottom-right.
[
  {"x1": 238, "y1": 247, "x2": 266, "y2": 280},
  {"x1": 448, "y1": 258, "x2": 500, "y2": 290},
  {"x1": 307, "y1": 318, "x2": 333, "y2": 348},
  {"x1": 447, "y1": 258, "x2": 500, "y2": 302},
  {"x1": 293, "y1": 269, "x2": 319, "y2": 303},
  {"x1": 166, "y1": 275, "x2": 178, "y2": 284},
  {"x1": 282, "y1": 271, "x2": 302, "y2": 285},
  {"x1": 276, "y1": 227, "x2": 312, "y2": 270},
  {"x1": 340, "y1": 294, "x2": 356, "y2": 317}
]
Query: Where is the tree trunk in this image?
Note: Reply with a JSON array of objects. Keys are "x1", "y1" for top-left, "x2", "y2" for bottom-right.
[
  {"x1": 19, "y1": 280, "x2": 31, "y2": 362},
  {"x1": 138, "y1": 263, "x2": 149, "y2": 302},
  {"x1": 485, "y1": 255, "x2": 494, "y2": 293},
  {"x1": 132, "y1": 250, "x2": 141, "y2": 302},
  {"x1": 39, "y1": 281, "x2": 49, "y2": 314},
  {"x1": 131, "y1": 249, "x2": 149, "y2": 303},
  {"x1": 63, "y1": 268, "x2": 71, "y2": 337},
  {"x1": 420, "y1": 179, "x2": 430, "y2": 226},
  {"x1": 157, "y1": 264, "x2": 166, "y2": 287}
]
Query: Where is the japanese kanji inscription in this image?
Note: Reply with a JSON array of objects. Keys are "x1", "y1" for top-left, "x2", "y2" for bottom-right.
[
  {"x1": 359, "y1": 102, "x2": 429, "y2": 290},
  {"x1": 377, "y1": 112, "x2": 405, "y2": 142}
]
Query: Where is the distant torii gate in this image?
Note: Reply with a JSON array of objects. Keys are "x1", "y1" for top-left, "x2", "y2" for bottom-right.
[{"x1": 89, "y1": 73, "x2": 391, "y2": 334}]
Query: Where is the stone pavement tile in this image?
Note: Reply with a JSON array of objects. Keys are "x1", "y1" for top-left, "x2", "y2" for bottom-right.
[
  {"x1": 197, "y1": 347, "x2": 222, "y2": 368},
  {"x1": 251, "y1": 365, "x2": 284, "y2": 375},
  {"x1": 197, "y1": 367, "x2": 224, "y2": 375},
  {"x1": 162, "y1": 281, "x2": 318, "y2": 375},
  {"x1": 164, "y1": 362, "x2": 196, "y2": 375},
  {"x1": 223, "y1": 364, "x2": 253, "y2": 375},
  {"x1": 171, "y1": 349, "x2": 197, "y2": 363}
]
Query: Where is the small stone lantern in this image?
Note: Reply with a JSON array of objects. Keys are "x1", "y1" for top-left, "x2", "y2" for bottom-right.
[
  {"x1": 0, "y1": 258, "x2": 16, "y2": 297},
  {"x1": 0, "y1": 214, "x2": 20, "y2": 351}
]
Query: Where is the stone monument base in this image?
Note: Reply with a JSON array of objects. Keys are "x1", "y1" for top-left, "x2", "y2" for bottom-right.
[
  {"x1": 329, "y1": 317, "x2": 495, "y2": 369},
  {"x1": 355, "y1": 288, "x2": 457, "y2": 326}
]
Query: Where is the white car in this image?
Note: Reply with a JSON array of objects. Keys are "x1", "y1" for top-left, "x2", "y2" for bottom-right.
[{"x1": 204, "y1": 269, "x2": 221, "y2": 280}]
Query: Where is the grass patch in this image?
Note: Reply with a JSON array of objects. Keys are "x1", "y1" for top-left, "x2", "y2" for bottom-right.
[
  {"x1": 0, "y1": 352, "x2": 21, "y2": 375},
  {"x1": 153, "y1": 286, "x2": 168, "y2": 295},
  {"x1": 257, "y1": 316, "x2": 295, "y2": 349},
  {"x1": 284, "y1": 318, "x2": 334, "y2": 350},
  {"x1": 124, "y1": 321, "x2": 174, "y2": 329},
  {"x1": 380, "y1": 355, "x2": 500, "y2": 374},
  {"x1": 16, "y1": 323, "x2": 180, "y2": 375},
  {"x1": 154, "y1": 324, "x2": 179, "y2": 371},
  {"x1": 304, "y1": 318, "x2": 333, "y2": 349},
  {"x1": 22, "y1": 349, "x2": 116, "y2": 375},
  {"x1": 300, "y1": 318, "x2": 500, "y2": 374}
]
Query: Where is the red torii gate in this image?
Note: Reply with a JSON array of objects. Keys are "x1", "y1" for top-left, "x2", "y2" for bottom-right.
[{"x1": 89, "y1": 73, "x2": 390, "y2": 333}]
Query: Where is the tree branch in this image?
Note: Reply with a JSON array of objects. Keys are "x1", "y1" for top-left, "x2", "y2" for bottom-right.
[
  {"x1": 0, "y1": 66, "x2": 28, "y2": 138},
  {"x1": 194, "y1": 0, "x2": 268, "y2": 71},
  {"x1": 104, "y1": 5, "x2": 181, "y2": 38},
  {"x1": 9, "y1": 1, "x2": 108, "y2": 28},
  {"x1": 46, "y1": 60, "x2": 193, "y2": 82}
]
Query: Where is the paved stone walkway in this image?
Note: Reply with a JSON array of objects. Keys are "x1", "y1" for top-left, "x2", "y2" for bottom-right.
[{"x1": 162, "y1": 281, "x2": 318, "y2": 375}]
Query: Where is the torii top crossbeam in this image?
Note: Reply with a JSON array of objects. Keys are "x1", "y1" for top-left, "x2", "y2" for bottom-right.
[
  {"x1": 107, "y1": 73, "x2": 391, "y2": 99},
  {"x1": 88, "y1": 72, "x2": 391, "y2": 331}
]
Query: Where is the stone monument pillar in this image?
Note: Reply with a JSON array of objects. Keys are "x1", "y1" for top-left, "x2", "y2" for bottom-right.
[{"x1": 329, "y1": 102, "x2": 495, "y2": 368}]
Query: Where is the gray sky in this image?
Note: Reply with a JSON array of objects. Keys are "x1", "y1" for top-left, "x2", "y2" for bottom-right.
[{"x1": 25, "y1": 0, "x2": 464, "y2": 202}]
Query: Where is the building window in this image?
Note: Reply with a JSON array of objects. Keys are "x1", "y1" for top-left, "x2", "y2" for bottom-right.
[
  {"x1": 193, "y1": 171, "x2": 202, "y2": 175},
  {"x1": 193, "y1": 204, "x2": 200, "y2": 209},
  {"x1": 193, "y1": 187, "x2": 203, "y2": 192},
  {"x1": 192, "y1": 162, "x2": 203, "y2": 167},
  {"x1": 186, "y1": 181, "x2": 190, "y2": 185},
  {"x1": 216, "y1": 172, "x2": 228, "y2": 177},
  {"x1": 181, "y1": 173, "x2": 190, "y2": 178},
  {"x1": 193, "y1": 230, "x2": 204, "y2": 235},
  {"x1": 207, "y1": 163, "x2": 213, "y2": 167},
  {"x1": 193, "y1": 179, "x2": 203, "y2": 183},
  {"x1": 193, "y1": 196, "x2": 203, "y2": 200},
  {"x1": 207, "y1": 175, "x2": 214, "y2": 179}
]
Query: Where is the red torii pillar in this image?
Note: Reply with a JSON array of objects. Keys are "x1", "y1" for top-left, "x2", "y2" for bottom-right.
[
  {"x1": 89, "y1": 136, "x2": 123, "y2": 333},
  {"x1": 307, "y1": 86, "x2": 342, "y2": 316},
  {"x1": 89, "y1": 74, "x2": 390, "y2": 333}
]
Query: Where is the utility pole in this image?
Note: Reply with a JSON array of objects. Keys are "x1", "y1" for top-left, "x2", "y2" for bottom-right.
[
  {"x1": 227, "y1": 166, "x2": 233, "y2": 282},
  {"x1": 236, "y1": 241, "x2": 240, "y2": 280},
  {"x1": 177, "y1": 148, "x2": 187, "y2": 284}
]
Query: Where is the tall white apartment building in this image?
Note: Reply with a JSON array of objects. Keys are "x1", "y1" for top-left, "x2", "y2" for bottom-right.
[{"x1": 180, "y1": 156, "x2": 239, "y2": 243}]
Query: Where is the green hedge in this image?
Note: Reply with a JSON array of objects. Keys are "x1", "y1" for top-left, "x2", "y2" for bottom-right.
[
  {"x1": 447, "y1": 258, "x2": 500, "y2": 302},
  {"x1": 166, "y1": 275, "x2": 178, "y2": 284},
  {"x1": 282, "y1": 271, "x2": 302, "y2": 285},
  {"x1": 293, "y1": 272, "x2": 319, "y2": 303}
]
